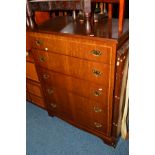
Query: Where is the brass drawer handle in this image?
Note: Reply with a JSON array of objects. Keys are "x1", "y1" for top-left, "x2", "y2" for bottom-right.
[
  {"x1": 50, "y1": 103, "x2": 57, "y2": 108},
  {"x1": 94, "y1": 122, "x2": 102, "y2": 128},
  {"x1": 35, "y1": 40, "x2": 43, "y2": 46},
  {"x1": 94, "y1": 107, "x2": 102, "y2": 113},
  {"x1": 93, "y1": 90, "x2": 102, "y2": 96},
  {"x1": 92, "y1": 69, "x2": 103, "y2": 77},
  {"x1": 90, "y1": 50, "x2": 102, "y2": 57},
  {"x1": 46, "y1": 88, "x2": 54, "y2": 94},
  {"x1": 39, "y1": 56, "x2": 46, "y2": 62},
  {"x1": 43, "y1": 74, "x2": 49, "y2": 79}
]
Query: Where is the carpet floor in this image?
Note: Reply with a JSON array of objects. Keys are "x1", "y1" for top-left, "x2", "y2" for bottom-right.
[{"x1": 26, "y1": 101, "x2": 129, "y2": 155}]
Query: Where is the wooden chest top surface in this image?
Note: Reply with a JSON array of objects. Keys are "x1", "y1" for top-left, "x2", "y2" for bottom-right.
[{"x1": 29, "y1": 16, "x2": 129, "y2": 42}]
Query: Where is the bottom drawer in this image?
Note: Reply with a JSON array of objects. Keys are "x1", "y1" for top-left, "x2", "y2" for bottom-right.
[
  {"x1": 30, "y1": 94, "x2": 45, "y2": 108},
  {"x1": 75, "y1": 110, "x2": 107, "y2": 133}
]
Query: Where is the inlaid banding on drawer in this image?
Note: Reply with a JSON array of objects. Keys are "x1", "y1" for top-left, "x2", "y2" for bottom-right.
[
  {"x1": 37, "y1": 67, "x2": 109, "y2": 103},
  {"x1": 29, "y1": 33, "x2": 113, "y2": 64},
  {"x1": 32, "y1": 49, "x2": 111, "y2": 86}
]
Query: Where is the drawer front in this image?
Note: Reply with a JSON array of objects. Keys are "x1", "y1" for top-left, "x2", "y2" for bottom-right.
[
  {"x1": 29, "y1": 94, "x2": 45, "y2": 108},
  {"x1": 26, "y1": 81, "x2": 43, "y2": 97},
  {"x1": 75, "y1": 112, "x2": 107, "y2": 133},
  {"x1": 32, "y1": 49, "x2": 111, "y2": 86},
  {"x1": 26, "y1": 62, "x2": 39, "y2": 82},
  {"x1": 43, "y1": 86, "x2": 108, "y2": 134},
  {"x1": 29, "y1": 33, "x2": 113, "y2": 64},
  {"x1": 37, "y1": 67, "x2": 108, "y2": 103}
]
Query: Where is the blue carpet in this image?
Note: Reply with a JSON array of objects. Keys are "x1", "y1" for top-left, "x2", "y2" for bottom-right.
[{"x1": 26, "y1": 101, "x2": 129, "y2": 155}]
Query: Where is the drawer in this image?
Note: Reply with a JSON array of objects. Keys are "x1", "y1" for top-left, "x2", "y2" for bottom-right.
[
  {"x1": 29, "y1": 32, "x2": 113, "y2": 64},
  {"x1": 43, "y1": 86, "x2": 108, "y2": 134},
  {"x1": 29, "y1": 94, "x2": 45, "y2": 108},
  {"x1": 32, "y1": 49, "x2": 111, "y2": 86},
  {"x1": 26, "y1": 62, "x2": 39, "y2": 82},
  {"x1": 75, "y1": 111, "x2": 107, "y2": 133},
  {"x1": 37, "y1": 67, "x2": 109, "y2": 103},
  {"x1": 26, "y1": 80, "x2": 43, "y2": 97}
]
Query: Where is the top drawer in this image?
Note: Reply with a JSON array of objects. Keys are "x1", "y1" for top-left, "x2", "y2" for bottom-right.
[{"x1": 29, "y1": 32, "x2": 114, "y2": 64}]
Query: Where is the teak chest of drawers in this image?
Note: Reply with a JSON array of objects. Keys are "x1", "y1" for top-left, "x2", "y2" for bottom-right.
[{"x1": 27, "y1": 17, "x2": 129, "y2": 147}]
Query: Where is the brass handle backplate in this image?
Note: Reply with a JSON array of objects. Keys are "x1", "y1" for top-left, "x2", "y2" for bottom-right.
[
  {"x1": 92, "y1": 69, "x2": 103, "y2": 77},
  {"x1": 47, "y1": 88, "x2": 54, "y2": 94},
  {"x1": 39, "y1": 56, "x2": 46, "y2": 62},
  {"x1": 94, "y1": 107, "x2": 102, "y2": 113},
  {"x1": 94, "y1": 122, "x2": 102, "y2": 128},
  {"x1": 43, "y1": 74, "x2": 49, "y2": 79},
  {"x1": 50, "y1": 103, "x2": 57, "y2": 108},
  {"x1": 35, "y1": 40, "x2": 43, "y2": 46},
  {"x1": 93, "y1": 90, "x2": 102, "y2": 96},
  {"x1": 90, "y1": 50, "x2": 102, "y2": 57}
]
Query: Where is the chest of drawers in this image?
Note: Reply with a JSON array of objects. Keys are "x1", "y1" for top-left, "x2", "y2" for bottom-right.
[{"x1": 27, "y1": 17, "x2": 129, "y2": 147}]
